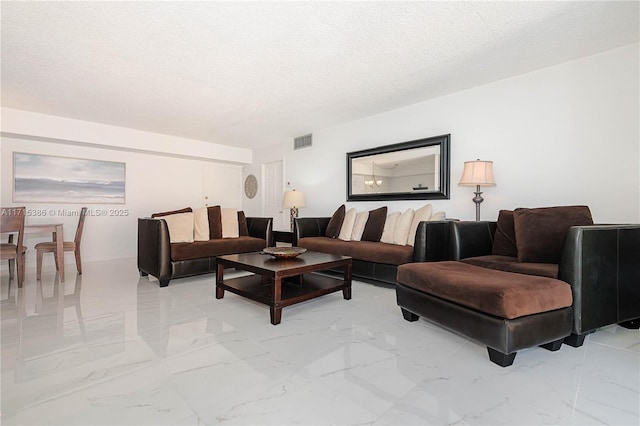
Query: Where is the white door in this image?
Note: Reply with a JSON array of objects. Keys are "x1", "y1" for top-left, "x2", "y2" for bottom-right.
[
  {"x1": 202, "y1": 164, "x2": 241, "y2": 208},
  {"x1": 263, "y1": 160, "x2": 287, "y2": 231}
]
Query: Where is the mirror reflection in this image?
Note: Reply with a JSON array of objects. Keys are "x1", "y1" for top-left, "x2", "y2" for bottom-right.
[
  {"x1": 347, "y1": 134, "x2": 450, "y2": 201},
  {"x1": 351, "y1": 145, "x2": 440, "y2": 195}
]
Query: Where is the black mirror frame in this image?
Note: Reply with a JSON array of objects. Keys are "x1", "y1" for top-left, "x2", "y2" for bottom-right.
[{"x1": 346, "y1": 134, "x2": 450, "y2": 202}]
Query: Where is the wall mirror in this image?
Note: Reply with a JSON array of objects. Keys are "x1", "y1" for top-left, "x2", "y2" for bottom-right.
[{"x1": 347, "y1": 134, "x2": 450, "y2": 201}]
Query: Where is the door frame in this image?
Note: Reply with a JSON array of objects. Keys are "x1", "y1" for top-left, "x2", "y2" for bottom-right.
[{"x1": 262, "y1": 158, "x2": 288, "y2": 231}]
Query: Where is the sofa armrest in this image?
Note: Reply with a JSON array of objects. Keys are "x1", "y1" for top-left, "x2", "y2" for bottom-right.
[
  {"x1": 448, "y1": 221, "x2": 497, "y2": 260},
  {"x1": 246, "y1": 217, "x2": 273, "y2": 247},
  {"x1": 412, "y1": 220, "x2": 453, "y2": 262},
  {"x1": 293, "y1": 217, "x2": 330, "y2": 244},
  {"x1": 559, "y1": 224, "x2": 640, "y2": 335},
  {"x1": 137, "y1": 217, "x2": 172, "y2": 286}
]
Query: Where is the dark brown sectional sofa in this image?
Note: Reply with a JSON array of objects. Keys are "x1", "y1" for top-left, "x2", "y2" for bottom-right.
[
  {"x1": 138, "y1": 207, "x2": 272, "y2": 287},
  {"x1": 396, "y1": 206, "x2": 640, "y2": 366}
]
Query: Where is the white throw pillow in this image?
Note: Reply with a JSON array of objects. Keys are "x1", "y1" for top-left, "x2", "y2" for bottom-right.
[
  {"x1": 351, "y1": 211, "x2": 369, "y2": 241},
  {"x1": 221, "y1": 208, "x2": 239, "y2": 238},
  {"x1": 430, "y1": 210, "x2": 446, "y2": 221},
  {"x1": 380, "y1": 212, "x2": 400, "y2": 244},
  {"x1": 338, "y1": 208, "x2": 357, "y2": 241},
  {"x1": 407, "y1": 204, "x2": 433, "y2": 247},
  {"x1": 393, "y1": 208, "x2": 415, "y2": 245},
  {"x1": 193, "y1": 207, "x2": 210, "y2": 241},
  {"x1": 163, "y1": 212, "x2": 195, "y2": 243}
]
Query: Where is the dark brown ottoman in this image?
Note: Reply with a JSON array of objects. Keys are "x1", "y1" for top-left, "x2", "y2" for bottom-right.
[{"x1": 396, "y1": 261, "x2": 573, "y2": 366}]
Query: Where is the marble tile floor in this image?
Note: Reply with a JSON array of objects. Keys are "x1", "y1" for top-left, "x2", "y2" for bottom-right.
[{"x1": 1, "y1": 258, "x2": 638, "y2": 425}]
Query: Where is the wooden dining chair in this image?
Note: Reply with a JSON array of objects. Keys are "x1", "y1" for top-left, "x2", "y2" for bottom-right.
[
  {"x1": 36, "y1": 207, "x2": 87, "y2": 280},
  {"x1": 1, "y1": 207, "x2": 27, "y2": 287}
]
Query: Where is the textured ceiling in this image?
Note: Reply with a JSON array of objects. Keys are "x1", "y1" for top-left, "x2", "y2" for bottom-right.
[{"x1": 1, "y1": 1, "x2": 638, "y2": 149}]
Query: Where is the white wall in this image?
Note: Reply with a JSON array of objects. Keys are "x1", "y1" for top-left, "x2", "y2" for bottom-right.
[
  {"x1": 1, "y1": 43, "x2": 637, "y2": 269},
  {"x1": 1, "y1": 108, "x2": 252, "y2": 164},
  {"x1": 1, "y1": 109, "x2": 251, "y2": 268},
  {"x1": 249, "y1": 44, "x2": 640, "y2": 223},
  {"x1": 1, "y1": 136, "x2": 242, "y2": 267}
]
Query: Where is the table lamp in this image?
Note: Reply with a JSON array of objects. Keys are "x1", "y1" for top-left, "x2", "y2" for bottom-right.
[
  {"x1": 458, "y1": 159, "x2": 496, "y2": 221},
  {"x1": 282, "y1": 189, "x2": 306, "y2": 231}
]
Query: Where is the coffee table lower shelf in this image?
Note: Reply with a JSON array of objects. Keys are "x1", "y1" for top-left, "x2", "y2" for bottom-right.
[{"x1": 216, "y1": 273, "x2": 351, "y2": 324}]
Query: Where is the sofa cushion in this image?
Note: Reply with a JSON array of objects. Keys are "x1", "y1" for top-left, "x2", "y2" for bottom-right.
[
  {"x1": 461, "y1": 255, "x2": 558, "y2": 279},
  {"x1": 325, "y1": 205, "x2": 346, "y2": 238},
  {"x1": 430, "y1": 211, "x2": 446, "y2": 221},
  {"x1": 397, "y1": 261, "x2": 572, "y2": 320},
  {"x1": 221, "y1": 208, "x2": 239, "y2": 238},
  {"x1": 238, "y1": 211, "x2": 249, "y2": 236},
  {"x1": 514, "y1": 205, "x2": 593, "y2": 263},
  {"x1": 298, "y1": 237, "x2": 413, "y2": 265},
  {"x1": 491, "y1": 210, "x2": 518, "y2": 257},
  {"x1": 380, "y1": 212, "x2": 400, "y2": 244},
  {"x1": 171, "y1": 236, "x2": 266, "y2": 261},
  {"x1": 193, "y1": 207, "x2": 210, "y2": 241},
  {"x1": 163, "y1": 212, "x2": 195, "y2": 243},
  {"x1": 152, "y1": 207, "x2": 192, "y2": 218},
  {"x1": 393, "y1": 208, "x2": 415, "y2": 245},
  {"x1": 351, "y1": 211, "x2": 369, "y2": 241},
  {"x1": 207, "y1": 205, "x2": 223, "y2": 239},
  {"x1": 408, "y1": 204, "x2": 433, "y2": 247},
  {"x1": 338, "y1": 208, "x2": 357, "y2": 241},
  {"x1": 502, "y1": 262, "x2": 559, "y2": 279},
  {"x1": 361, "y1": 206, "x2": 387, "y2": 242}
]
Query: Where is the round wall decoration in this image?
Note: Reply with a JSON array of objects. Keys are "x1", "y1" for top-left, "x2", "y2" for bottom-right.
[{"x1": 244, "y1": 174, "x2": 258, "y2": 199}]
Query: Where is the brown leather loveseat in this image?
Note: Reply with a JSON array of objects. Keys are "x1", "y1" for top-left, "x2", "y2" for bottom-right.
[{"x1": 138, "y1": 206, "x2": 273, "y2": 287}]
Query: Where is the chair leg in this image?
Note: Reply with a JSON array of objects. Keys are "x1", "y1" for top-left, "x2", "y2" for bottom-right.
[
  {"x1": 540, "y1": 338, "x2": 564, "y2": 352},
  {"x1": 401, "y1": 308, "x2": 419, "y2": 322},
  {"x1": 619, "y1": 318, "x2": 640, "y2": 329},
  {"x1": 75, "y1": 248, "x2": 82, "y2": 275},
  {"x1": 17, "y1": 254, "x2": 24, "y2": 288},
  {"x1": 8, "y1": 258, "x2": 15, "y2": 278},
  {"x1": 37, "y1": 250, "x2": 44, "y2": 281},
  {"x1": 53, "y1": 252, "x2": 59, "y2": 271},
  {"x1": 564, "y1": 333, "x2": 589, "y2": 348},
  {"x1": 487, "y1": 348, "x2": 516, "y2": 367}
]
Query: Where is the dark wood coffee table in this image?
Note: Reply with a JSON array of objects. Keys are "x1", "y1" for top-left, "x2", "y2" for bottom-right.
[{"x1": 215, "y1": 250, "x2": 352, "y2": 325}]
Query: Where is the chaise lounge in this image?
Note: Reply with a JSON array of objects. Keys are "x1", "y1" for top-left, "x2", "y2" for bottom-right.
[{"x1": 396, "y1": 206, "x2": 640, "y2": 366}]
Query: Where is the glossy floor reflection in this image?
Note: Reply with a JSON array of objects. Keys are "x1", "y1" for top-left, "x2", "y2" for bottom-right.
[{"x1": 1, "y1": 258, "x2": 638, "y2": 425}]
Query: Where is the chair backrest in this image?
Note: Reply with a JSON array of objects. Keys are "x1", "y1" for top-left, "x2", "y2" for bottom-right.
[
  {"x1": 1, "y1": 207, "x2": 26, "y2": 250},
  {"x1": 74, "y1": 207, "x2": 88, "y2": 245}
]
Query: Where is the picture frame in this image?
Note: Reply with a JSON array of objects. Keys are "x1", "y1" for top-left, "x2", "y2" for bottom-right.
[{"x1": 13, "y1": 152, "x2": 126, "y2": 204}]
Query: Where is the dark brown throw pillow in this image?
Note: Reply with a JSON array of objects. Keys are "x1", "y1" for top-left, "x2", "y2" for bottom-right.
[
  {"x1": 207, "y1": 205, "x2": 222, "y2": 239},
  {"x1": 325, "y1": 205, "x2": 346, "y2": 238},
  {"x1": 492, "y1": 210, "x2": 518, "y2": 257},
  {"x1": 361, "y1": 206, "x2": 388, "y2": 242},
  {"x1": 152, "y1": 207, "x2": 192, "y2": 218},
  {"x1": 514, "y1": 205, "x2": 593, "y2": 263},
  {"x1": 237, "y1": 211, "x2": 249, "y2": 236}
]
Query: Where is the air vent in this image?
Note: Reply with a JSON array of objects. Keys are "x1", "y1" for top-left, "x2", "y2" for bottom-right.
[{"x1": 294, "y1": 133, "x2": 312, "y2": 150}]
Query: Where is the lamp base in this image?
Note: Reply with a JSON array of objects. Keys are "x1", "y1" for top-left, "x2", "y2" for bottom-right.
[
  {"x1": 289, "y1": 207, "x2": 298, "y2": 231},
  {"x1": 472, "y1": 185, "x2": 484, "y2": 221}
]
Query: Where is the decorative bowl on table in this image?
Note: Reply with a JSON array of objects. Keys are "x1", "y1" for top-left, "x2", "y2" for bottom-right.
[{"x1": 263, "y1": 247, "x2": 307, "y2": 259}]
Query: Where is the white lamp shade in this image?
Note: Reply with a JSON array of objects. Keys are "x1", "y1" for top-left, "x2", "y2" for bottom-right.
[
  {"x1": 459, "y1": 160, "x2": 496, "y2": 186},
  {"x1": 282, "y1": 190, "x2": 306, "y2": 208}
]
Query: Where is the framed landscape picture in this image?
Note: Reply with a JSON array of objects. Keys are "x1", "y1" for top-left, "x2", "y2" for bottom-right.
[{"x1": 13, "y1": 152, "x2": 126, "y2": 204}]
